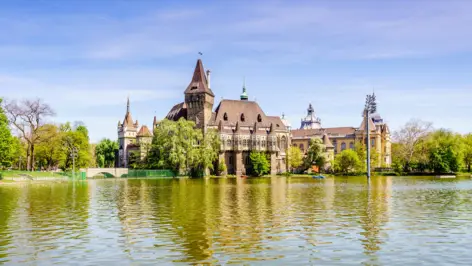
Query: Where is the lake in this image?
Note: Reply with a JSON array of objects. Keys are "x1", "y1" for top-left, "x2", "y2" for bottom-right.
[{"x1": 1, "y1": 176, "x2": 472, "y2": 265}]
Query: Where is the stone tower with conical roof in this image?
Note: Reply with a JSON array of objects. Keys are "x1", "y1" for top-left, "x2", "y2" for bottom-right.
[
  {"x1": 184, "y1": 59, "x2": 215, "y2": 130},
  {"x1": 117, "y1": 97, "x2": 139, "y2": 167}
]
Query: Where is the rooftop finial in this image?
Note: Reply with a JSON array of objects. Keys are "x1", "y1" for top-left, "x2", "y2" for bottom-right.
[{"x1": 240, "y1": 76, "x2": 248, "y2": 101}]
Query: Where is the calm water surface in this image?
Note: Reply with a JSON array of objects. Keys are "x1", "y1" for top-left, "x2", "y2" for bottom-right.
[{"x1": 1, "y1": 176, "x2": 472, "y2": 265}]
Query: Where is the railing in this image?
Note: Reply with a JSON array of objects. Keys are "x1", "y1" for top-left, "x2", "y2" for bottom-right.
[{"x1": 124, "y1": 169, "x2": 176, "y2": 178}]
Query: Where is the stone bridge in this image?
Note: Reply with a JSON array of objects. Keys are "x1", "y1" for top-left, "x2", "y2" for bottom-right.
[{"x1": 81, "y1": 168, "x2": 128, "y2": 178}]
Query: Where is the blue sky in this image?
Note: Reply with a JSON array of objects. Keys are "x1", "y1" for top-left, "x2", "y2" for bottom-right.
[{"x1": 1, "y1": 0, "x2": 472, "y2": 142}]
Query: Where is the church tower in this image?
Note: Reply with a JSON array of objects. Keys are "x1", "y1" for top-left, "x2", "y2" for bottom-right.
[
  {"x1": 117, "y1": 97, "x2": 138, "y2": 167},
  {"x1": 184, "y1": 59, "x2": 215, "y2": 130}
]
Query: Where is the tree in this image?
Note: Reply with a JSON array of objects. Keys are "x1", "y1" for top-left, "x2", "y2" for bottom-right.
[
  {"x1": 5, "y1": 98, "x2": 55, "y2": 171},
  {"x1": 287, "y1": 146, "x2": 303, "y2": 172},
  {"x1": 426, "y1": 129, "x2": 463, "y2": 173},
  {"x1": 146, "y1": 118, "x2": 220, "y2": 177},
  {"x1": 462, "y1": 134, "x2": 472, "y2": 172},
  {"x1": 58, "y1": 122, "x2": 91, "y2": 170},
  {"x1": 334, "y1": 149, "x2": 361, "y2": 174},
  {"x1": 304, "y1": 138, "x2": 326, "y2": 171},
  {"x1": 354, "y1": 141, "x2": 379, "y2": 172},
  {"x1": 95, "y1": 138, "x2": 119, "y2": 168},
  {"x1": 9, "y1": 136, "x2": 26, "y2": 170},
  {"x1": 249, "y1": 151, "x2": 270, "y2": 177},
  {"x1": 34, "y1": 124, "x2": 62, "y2": 170},
  {"x1": 393, "y1": 119, "x2": 433, "y2": 171},
  {"x1": 0, "y1": 98, "x2": 14, "y2": 168}
]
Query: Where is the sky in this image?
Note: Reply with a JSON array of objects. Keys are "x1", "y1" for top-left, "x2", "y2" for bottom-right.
[{"x1": 1, "y1": 0, "x2": 472, "y2": 142}]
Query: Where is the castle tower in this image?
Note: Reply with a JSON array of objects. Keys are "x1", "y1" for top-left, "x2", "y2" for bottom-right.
[
  {"x1": 300, "y1": 103, "x2": 321, "y2": 129},
  {"x1": 184, "y1": 59, "x2": 215, "y2": 130},
  {"x1": 117, "y1": 97, "x2": 138, "y2": 167}
]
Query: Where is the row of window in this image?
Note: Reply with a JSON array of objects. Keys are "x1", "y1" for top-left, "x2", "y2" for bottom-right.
[
  {"x1": 223, "y1": 112, "x2": 263, "y2": 123},
  {"x1": 225, "y1": 139, "x2": 286, "y2": 148}
]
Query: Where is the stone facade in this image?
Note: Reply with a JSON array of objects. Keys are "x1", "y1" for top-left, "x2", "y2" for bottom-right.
[
  {"x1": 117, "y1": 98, "x2": 154, "y2": 168},
  {"x1": 165, "y1": 59, "x2": 290, "y2": 175},
  {"x1": 291, "y1": 103, "x2": 392, "y2": 169}
]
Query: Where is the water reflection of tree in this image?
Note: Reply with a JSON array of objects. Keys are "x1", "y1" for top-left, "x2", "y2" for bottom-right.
[
  {"x1": 12, "y1": 182, "x2": 89, "y2": 262},
  {"x1": 0, "y1": 186, "x2": 20, "y2": 262}
]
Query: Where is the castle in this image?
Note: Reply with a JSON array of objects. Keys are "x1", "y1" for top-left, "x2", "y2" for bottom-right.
[
  {"x1": 165, "y1": 59, "x2": 291, "y2": 175},
  {"x1": 291, "y1": 102, "x2": 392, "y2": 169},
  {"x1": 116, "y1": 59, "x2": 391, "y2": 172}
]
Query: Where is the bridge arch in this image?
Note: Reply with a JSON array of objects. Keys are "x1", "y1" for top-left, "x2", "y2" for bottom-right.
[{"x1": 81, "y1": 168, "x2": 129, "y2": 179}]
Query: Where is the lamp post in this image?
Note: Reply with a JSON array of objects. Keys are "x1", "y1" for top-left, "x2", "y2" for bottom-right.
[
  {"x1": 364, "y1": 93, "x2": 377, "y2": 179},
  {"x1": 71, "y1": 146, "x2": 78, "y2": 179}
]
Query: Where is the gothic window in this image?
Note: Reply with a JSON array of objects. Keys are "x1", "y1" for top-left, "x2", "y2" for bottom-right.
[
  {"x1": 240, "y1": 113, "x2": 245, "y2": 122},
  {"x1": 349, "y1": 142, "x2": 354, "y2": 149},
  {"x1": 371, "y1": 139, "x2": 375, "y2": 147},
  {"x1": 223, "y1": 113, "x2": 228, "y2": 121},
  {"x1": 257, "y1": 114, "x2": 262, "y2": 122},
  {"x1": 227, "y1": 139, "x2": 231, "y2": 146},
  {"x1": 281, "y1": 136, "x2": 287, "y2": 151},
  {"x1": 300, "y1": 144, "x2": 304, "y2": 152},
  {"x1": 341, "y1": 142, "x2": 346, "y2": 151}
]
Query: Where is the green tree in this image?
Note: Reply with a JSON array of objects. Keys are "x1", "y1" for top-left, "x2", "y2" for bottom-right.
[
  {"x1": 9, "y1": 136, "x2": 26, "y2": 170},
  {"x1": 34, "y1": 124, "x2": 62, "y2": 170},
  {"x1": 0, "y1": 98, "x2": 13, "y2": 168},
  {"x1": 146, "y1": 118, "x2": 220, "y2": 177},
  {"x1": 354, "y1": 141, "x2": 379, "y2": 172},
  {"x1": 287, "y1": 146, "x2": 303, "y2": 172},
  {"x1": 393, "y1": 119, "x2": 433, "y2": 171},
  {"x1": 462, "y1": 134, "x2": 472, "y2": 172},
  {"x1": 58, "y1": 122, "x2": 91, "y2": 170},
  {"x1": 427, "y1": 129, "x2": 463, "y2": 173},
  {"x1": 95, "y1": 138, "x2": 119, "y2": 168},
  {"x1": 249, "y1": 151, "x2": 270, "y2": 177},
  {"x1": 304, "y1": 138, "x2": 326, "y2": 171},
  {"x1": 334, "y1": 149, "x2": 361, "y2": 174}
]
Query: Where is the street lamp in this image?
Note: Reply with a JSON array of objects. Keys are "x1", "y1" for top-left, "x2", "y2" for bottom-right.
[
  {"x1": 364, "y1": 93, "x2": 377, "y2": 179},
  {"x1": 70, "y1": 146, "x2": 78, "y2": 179}
]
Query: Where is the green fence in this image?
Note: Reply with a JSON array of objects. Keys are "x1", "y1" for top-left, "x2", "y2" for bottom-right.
[{"x1": 125, "y1": 169, "x2": 176, "y2": 178}]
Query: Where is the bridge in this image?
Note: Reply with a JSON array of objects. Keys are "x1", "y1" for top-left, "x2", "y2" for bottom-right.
[{"x1": 80, "y1": 168, "x2": 128, "y2": 178}]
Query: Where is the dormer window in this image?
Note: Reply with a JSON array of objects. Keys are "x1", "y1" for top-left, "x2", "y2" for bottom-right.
[
  {"x1": 240, "y1": 113, "x2": 245, "y2": 122},
  {"x1": 257, "y1": 114, "x2": 262, "y2": 122},
  {"x1": 223, "y1": 113, "x2": 228, "y2": 121}
]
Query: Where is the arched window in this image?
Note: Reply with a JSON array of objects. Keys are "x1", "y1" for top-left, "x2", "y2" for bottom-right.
[
  {"x1": 227, "y1": 139, "x2": 231, "y2": 146},
  {"x1": 349, "y1": 142, "x2": 354, "y2": 149},
  {"x1": 281, "y1": 136, "x2": 287, "y2": 151},
  {"x1": 341, "y1": 142, "x2": 346, "y2": 151},
  {"x1": 300, "y1": 144, "x2": 304, "y2": 152},
  {"x1": 240, "y1": 113, "x2": 245, "y2": 122},
  {"x1": 223, "y1": 113, "x2": 228, "y2": 121},
  {"x1": 257, "y1": 114, "x2": 262, "y2": 122}
]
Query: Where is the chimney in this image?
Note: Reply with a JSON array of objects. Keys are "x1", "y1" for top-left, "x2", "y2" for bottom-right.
[{"x1": 206, "y1": 70, "x2": 211, "y2": 89}]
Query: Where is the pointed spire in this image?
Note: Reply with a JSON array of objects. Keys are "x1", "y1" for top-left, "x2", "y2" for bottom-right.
[
  {"x1": 153, "y1": 116, "x2": 158, "y2": 127},
  {"x1": 240, "y1": 77, "x2": 248, "y2": 101},
  {"x1": 184, "y1": 59, "x2": 214, "y2": 96},
  {"x1": 127, "y1": 96, "x2": 130, "y2": 113}
]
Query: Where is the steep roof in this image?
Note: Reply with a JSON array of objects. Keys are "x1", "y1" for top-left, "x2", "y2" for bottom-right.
[
  {"x1": 184, "y1": 59, "x2": 214, "y2": 96},
  {"x1": 166, "y1": 102, "x2": 187, "y2": 121},
  {"x1": 137, "y1": 125, "x2": 152, "y2": 137},
  {"x1": 210, "y1": 99, "x2": 268, "y2": 126},
  {"x1": 322, "y1": 133, "x2": 334, "y2": 148},
  {"x1": 325, "y1": 127, "x2": 357, "y2": 135},
  {"x1": 359, "y1": 116, "x2": 377, "y2": 132}
]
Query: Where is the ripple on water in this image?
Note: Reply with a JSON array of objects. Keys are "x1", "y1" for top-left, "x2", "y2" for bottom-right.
[{"x1": 1, "y1": 177, "x2": 472, "y2": 264}]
